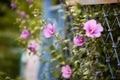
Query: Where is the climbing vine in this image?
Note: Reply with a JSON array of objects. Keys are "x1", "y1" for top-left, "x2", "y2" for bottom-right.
[{"x1": 11, "y1": 0, "x2": 120, "y2": 80}]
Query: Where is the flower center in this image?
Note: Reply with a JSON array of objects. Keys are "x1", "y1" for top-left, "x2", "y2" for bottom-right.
[
  {"x1": 66, "y1": 69, "x2": 71, "y2": 74},
  {"x1": 28, "y1": 47, "x2": 35, "y2": 51},
  {"x1": 49, "y1": 29, "x2": 54, "y2": 34},
  {"x1": 79, "y1": 38, "x2": 84, "y2": 42},
  {"x1": 90, "y1": 29, "x2": 94, "y2": 34}
]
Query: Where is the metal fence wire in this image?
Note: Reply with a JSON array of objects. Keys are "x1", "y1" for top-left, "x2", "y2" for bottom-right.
[
  {"x1": 102, "y1": 4, "x2": 120, "y2": 79},
  {"x1": 66, "y1": 3, "x2": 120, "y2": 80},
  {"x1": 101, "y1": 4, "x2": 120, "y2": 79}
]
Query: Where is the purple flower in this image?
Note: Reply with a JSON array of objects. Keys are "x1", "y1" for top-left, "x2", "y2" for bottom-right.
[
  {"x1": 26, "y1": 0, "x2": 33, "y2": 3},
  {"x1": 43, "y1": 24, "x2": 55, "y2": 38},
  {"x1": 84, "y1": 19, "x2": 103, "y2": 38},
  {"x1": 18, "y1": 11, "x2": 26, "y2": 18},
  {"x1": 10, "y1": 2, "x2": 17, "y2": 9},
  {"x1": 61, "y1": 65, "x2": 72, "y2": 79},
  {"x1": 20, "y1": 29, "x2": 31, "y2": 39},
  {"x1": 28, "y1": 43, "x2": 38, "y2": 52},
  {"x1": 73, "y1": 34, "x2": 86, "y2": 46},
  {"x1": 80, "y1": 24, "x2": 84, "y2": 29},
  {"x1": 93, "y1": 71, "x2": 101, "y2": 76},
  {"x1": 72, "y1": 27, "x2": 79, "y2": 32}
]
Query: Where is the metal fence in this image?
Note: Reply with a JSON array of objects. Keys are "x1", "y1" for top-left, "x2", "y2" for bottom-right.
[{"x1": 66, "y1": 3, "x2": 120, "y2": 79}]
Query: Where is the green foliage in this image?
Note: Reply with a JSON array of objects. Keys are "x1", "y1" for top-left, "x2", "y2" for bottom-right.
[
  {"x1": 13, "y1": 0, "x2": 120, "y2": 80},
  {"x1": 14, "y1": 0, "x2": 44, "y2": 47},
  {"x1": 0, "y1": 0, "x2": 21, "y2": 79}
]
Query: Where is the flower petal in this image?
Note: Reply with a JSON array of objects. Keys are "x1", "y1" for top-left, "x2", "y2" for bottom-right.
[
  {"x1": 43, "y1": 28, "x2": 52, "y2": 38},
  {"x1": 62, "y1": 73, "x2": 71, "y2": 79},
  {"x1": 97, "y1": 24, "x2": 103, "y2": 32},
  {"x1": 86, "y1": 31, "x2": 94, "y2": 38},
  {"x1": 94, "y1": 33, "x2": 101, "y2": 38},
  {"x1": 43, "y1": 24, "x2": 55, "y2": 38}
]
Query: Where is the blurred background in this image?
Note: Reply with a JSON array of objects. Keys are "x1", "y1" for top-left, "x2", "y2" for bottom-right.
[
  {"x1": 0, "y1": 0, "x2": 21, "y2": 79},
  {"x1": 0, "y1": 0, "x2": 60, "y2": 79}
]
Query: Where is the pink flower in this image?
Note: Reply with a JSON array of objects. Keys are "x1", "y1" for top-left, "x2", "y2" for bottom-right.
[
  {"x1": 84, "y1": 19, "x2": 103, "y2": 38},
  {"x1": 43, "y1": 24, "x2": 55, "y2": 38},
  {"x1": 20, "y1": 29, "x2": 31, "y2": 39},
  {"x1": 26, "y1": 0, "x2": 33, "y2": 3},
  {"x1": 10, "y1": 2, "x2": 17, "y2": 9},
  {"x1": 73, "y1": 34, "x2": 86, "y2": 46},
  {"x1": 61, "y1": 65, "x2": 72, "y2": 79},
  {"x1": 28, "y1": 43, "x2": 38, "y2": 52}
]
